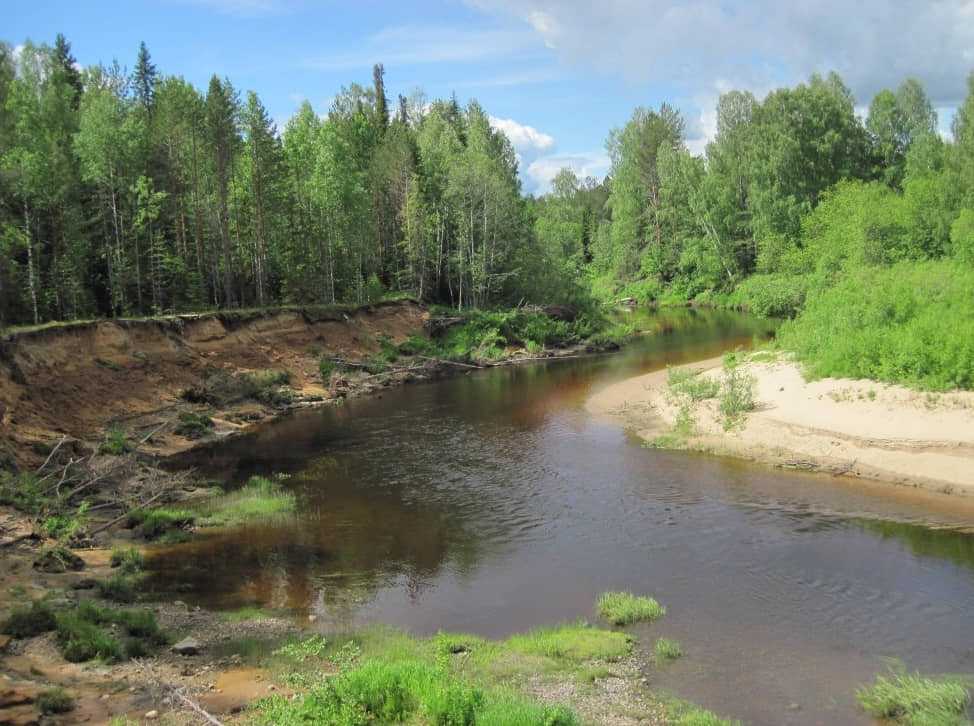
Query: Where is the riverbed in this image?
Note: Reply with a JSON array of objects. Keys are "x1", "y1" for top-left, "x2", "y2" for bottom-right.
[{"x1": 145, "y1": 308, "x2": 974, "y2": 725}]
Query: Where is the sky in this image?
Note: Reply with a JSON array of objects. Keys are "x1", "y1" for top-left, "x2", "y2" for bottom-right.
[{"x1": 6, "y1": 0, "x2": 974, "y2": 194}]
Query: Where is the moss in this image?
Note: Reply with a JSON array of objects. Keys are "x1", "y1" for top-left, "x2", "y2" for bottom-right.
[{"x1": 596, "y1": 592, "x2": 666, "y2": 626}]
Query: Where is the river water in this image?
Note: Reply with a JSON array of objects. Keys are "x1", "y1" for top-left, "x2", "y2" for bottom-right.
[{"x1": 147, "y1": 308, "x2": 974, "y2": 725}]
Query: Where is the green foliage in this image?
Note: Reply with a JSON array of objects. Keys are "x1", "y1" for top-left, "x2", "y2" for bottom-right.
[
  {"x1": 56, "y1": 611, "x2": 123, "y2": 662},
  {"x1": 197, "y1": 475, "x2": 295, "y2": 527},
  {"x1": 668, "y1": 701, "x2": 742, "y2": 726},
  {"x1": 110, "y1": 546, "x2": 144, "y2": 574},
  {"x1": 319, "y1": 358, "x2": 338, "y2": 382},
  {"x1": 36, "y1": 687, "x2": 75, "y2": 715},
  {"x1": 1, "y1": 600, "x2": 57, "y2": 638},
  {"x1": 779, "y1": 260, "x2": 974, "y2": 390},
  {"x1": 183, "y1": 369, "x2": 292, "y2": 407},
  {"x1": 505, "y1": 623, "x2": 633, "y2": 662},
  {"x1": 99, "y1": 426, "x2": 131, "y2": 456},
  {"x1": 596, "y1": 592, "x2": 666, "y2": 626},
  {"x1": 856, "y1": 669, "x2": 970, "y2": 725},
  {"x1": 435, "y1": 310, "x2": 583, "y2": 361},
  {"x1": 950, "y1": 208, "x2": 974, "y2": 263},
  {"x1": 0, "y1": 470, "x2": 46, "y2": 514},
  {"x1": 96, "y1": 572, "x2": 143, "y2": 603},
  {"x1": 667, "y1": 367, "x2": 720, "y2": 401},
  {"x1": 174, "y1": 411, "x2": 214, "y2": 439},
  {"x1": 55, "y1": 601, "x2": 165, "y2": 662},
  {"x1": 43, "y1": 501, "x2": 89, "y2": 542},
  {"x1": 718, "y1": 360, "x2": 757, "y2": 430},
  {"x1": 728, "y1": 274, "x2": 808, "y2": 318},
  {"x1": 654, "y1": 638, "x2": 682, "y2": 661},
  {"x1": 273, "y1": 635, "x2": 329, "y2": 662},
  {"x1": 128, "y1": 506, "x2": 196, "y2": 539}
]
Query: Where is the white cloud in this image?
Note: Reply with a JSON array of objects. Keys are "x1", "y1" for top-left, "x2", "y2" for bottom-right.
[
  {"x1": 304, "y1": 24, "x2": 540, "y2": 72},
  {"x1": 489, "y1": 116, "x2": 555, "y2": 154},
  {"x1": 469, "y1": 0, "x2": 974, "y2": 107},
  {"x1": 452, "y1": 68, "x2": 560, "y2": 89},
  {"x1": 527, "y1": 152, "x2": 611, "y2": 193},
  {"x1": 179, "y1": 0, "x2": 286, "y2": 15}
]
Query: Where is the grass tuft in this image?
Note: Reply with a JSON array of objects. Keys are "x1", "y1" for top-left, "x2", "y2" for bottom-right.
[
  {"x1": 596, "y1": 592, "x2": 666, "y2": 626},
  {"x1": 36, "y1": 687, "x2": 75, "y2": 714},
  {"x1": 1, "y1": 600, "x2": 57, "y2": 638},
  {"x1": 505, "y1": 623, "x2": 632, "y2": 662},
  {"x1": 654, "y1": 638, "x2": 682, "y2": 661},
  {"x1": 856, "y1": 668, "x2": 971, "y2": 725},
  {"x1": 197, "y1": 475, "x2": 295, "y2": 527},
  {"x1": 110, "y1": 546, "x2": 144, "y2": 574}
]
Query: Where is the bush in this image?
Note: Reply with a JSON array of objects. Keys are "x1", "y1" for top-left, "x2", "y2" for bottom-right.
[
  {"x1": 36, "y1": 687, "x2": 75, "y2": 714},
  {"x1": 728, "y1": 274, "x2": 808, "y2": 318},
  {"x1": 56, "y1": 612, "x2": 123, "y2": 662},
  {"x1": 97, "y1": 573, "x2": 142, "y2": 603},
  {"x1": 596, "y1": 592, "x2": 666, "y2": 626},
  {"x1": 110, "y1": 546, "x2": 144, "y2": 574},
  {"x1": 1, "y1": 600, "x2": 57, "y2": 638},
  {"x1": 856, "y1": 669, "x2": 970, "y2": 725},
  {"x1": 718, "y1": 361, "x2": 756, "y2": 431},
  {"x1": 779, "y1": 260, "x2": 974, "y2": 391},
  {"x1": 99, "y1": 426, "x2": 131, "y2": 456},
  {"x1": 174, "y1": 411, "x2": 214, "y2": 439},
  {"x1": 668, "y1": 367, "x2": 720, "y2": 401}
]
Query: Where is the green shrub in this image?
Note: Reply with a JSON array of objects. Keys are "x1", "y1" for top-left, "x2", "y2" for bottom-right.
[
  {"x1": 856, "y1": 669, "x2": 970, "y2": 725},
  {"x1": 319, "y1": 358, "x2": 338, "y2": 382},
  {"x1": 174, "y1": 411, "x2": 214, "y2": 439},
  {"x1": 1, "y1": 600, "x2": 57, "y2": 638},
  {"x1": 97, "y1": 573, "x2": 142, "y2": 603},
  {"x1": 55, "y1": 612, "x2": 123, "y2": 662},
  {"x1": 668, "y1": 367, "x2": 720, "y2": 401},
  {"x1": 655, "y1": 638, "x2": 682, "y2": 661},
  {"x1": 128, "y1": 507, "x2": 196, "y2": 539},
  {"x1": 0, "y1": 470, "x2": 47, "y2": 514},
  {"x1": 36, "y1": 687, "x2": 75, "y2": 714},
  {"x1": 719, "y1": 363, "x2": 756, "y2": 431},
  {"x1": 110, "y1": 546, "x2": 144, "y2": 574},
  {"x1": 728, "y1": 273, "x2": 808, "y2": 318},
  {"x1": 779, "y1": 260, "x2": 974, "y2": 391},
  {"x1": 596, "y1": 592, "x2": 666, "y2": 626},
  {"x1": 42, "y1": 502, "x2": 90, "y2": 542},
  {"x1": 99, "y1": 426, "x2": 131, "y2": 456},
  {"x1": 397, "y1": 335, "x2": 434, "y2": 356}
]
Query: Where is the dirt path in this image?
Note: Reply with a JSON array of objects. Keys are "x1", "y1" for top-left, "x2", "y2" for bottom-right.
[{"x1": 587, "y1": 355, "x2": 974, "y2": 496}]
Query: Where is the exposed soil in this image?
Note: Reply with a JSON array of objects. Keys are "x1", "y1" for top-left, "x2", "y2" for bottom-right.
[
  {"x1": 0, "y1": 300, "x2": 429, "y2": 470},
  {"x1": 588, "y1": 355, "x2": 974, "y2": 496}
]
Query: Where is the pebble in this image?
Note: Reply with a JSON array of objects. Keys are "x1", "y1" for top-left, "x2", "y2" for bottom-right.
[
  {"x1": 100, "y1": 694, "x2": 110, "y2": 701},
  {"x1": 145, "y1": 710, "x2": 158, "y2": 720}
]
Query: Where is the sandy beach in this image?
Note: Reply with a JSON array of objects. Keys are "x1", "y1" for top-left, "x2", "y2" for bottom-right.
[{"x1": 587, "y1": 355, "x2": 974, "y2": 495}]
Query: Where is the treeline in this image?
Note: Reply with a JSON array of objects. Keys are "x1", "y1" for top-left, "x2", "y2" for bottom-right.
[
  {"x1": 532, "y1": 72, "x2": 974, "y2": 389},
  {"x1": 0, "y1": 36, "x2": 573, "y2": 328}
]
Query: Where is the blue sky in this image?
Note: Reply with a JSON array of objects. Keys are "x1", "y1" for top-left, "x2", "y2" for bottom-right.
[{"x1": 6, "y1": 1, "x2": 973, "y2": 193}]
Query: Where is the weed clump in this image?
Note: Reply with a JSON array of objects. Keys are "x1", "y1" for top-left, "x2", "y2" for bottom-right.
[
  {"x1": 856, "y1": 668, "x2": 970, "y2": 725},
  {"x1": 505, "y1": 623, "x2": 632, "y2": 662},
  {"x1": 668, "y1": 367, "x2": 720, "y2": 402},
  {"x1": 174, "y1": 411, "x2": 214, "y2": 439},
  {"x1": 596, "y1": 592, "x2": 666, "y2": 626},
  {"x1": 110, "y1": 546, "x2": 144, "y2": 574},
  {"x1": 1, "y1": 600, "x2": 57, "y2": 638},
  {"x1": 99, "y1": 426, "x2": 131, "y2": 456},
  {"x1": 36, "y1": 687, "x2": 75, "y2": 715},
  {"x1": 56, "y1": 611, "x2": 123, "y2": 662},
  {"x1": 127, "y1": 507, "x2": 196, "y2": 540},
  {"x1": 655, "y1": 638, "x2": 682, "y2": 661},
  {"x1": 33, "y1": 545, "x2": 85, "y2": 573},
  {"x1": 183, "y1": 368, "x2": 293, "y2": 407},
  {"x1": 718, "y1": 355, "x2": 756, "y2": 430},
  {"x1": 197, "y1": 475, "x2": 295, "y2": 527},
  {"x1": 96, "y1": 573, "x2": 143, "y2": 603}
]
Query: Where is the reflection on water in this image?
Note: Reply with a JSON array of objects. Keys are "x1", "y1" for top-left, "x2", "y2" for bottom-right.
[{"x1": 145, "y1": 308, "x2": 974, "y2": 725}]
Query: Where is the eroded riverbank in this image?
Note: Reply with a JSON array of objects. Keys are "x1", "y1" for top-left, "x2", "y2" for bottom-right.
[{"x1": 588, "y1": 354, "x2": 974, "y2": 495}]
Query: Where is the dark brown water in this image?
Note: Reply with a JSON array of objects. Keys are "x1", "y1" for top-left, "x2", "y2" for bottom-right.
[{"x1": 146, "y1": 308, "x2": 974, "y2": 725}]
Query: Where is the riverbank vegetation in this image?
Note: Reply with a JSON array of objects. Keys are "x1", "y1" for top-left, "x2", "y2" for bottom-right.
[{"x1": 856, "y1": 668, "x2": 971, "y2": 725}]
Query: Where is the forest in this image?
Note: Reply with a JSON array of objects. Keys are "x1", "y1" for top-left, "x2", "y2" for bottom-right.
[{"x1": 2, "y1": 35, "x2": 974, "y2": 387}]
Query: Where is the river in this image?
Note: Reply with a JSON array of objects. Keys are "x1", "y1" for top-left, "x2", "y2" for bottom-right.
[{"x1": 145, "y1": 308, "x2": 974, "y2": 725}]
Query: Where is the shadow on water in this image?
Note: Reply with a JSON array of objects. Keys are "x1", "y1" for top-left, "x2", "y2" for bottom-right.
[{"x1": 144, "y1": 307, "x2": 974, "y2": 725}]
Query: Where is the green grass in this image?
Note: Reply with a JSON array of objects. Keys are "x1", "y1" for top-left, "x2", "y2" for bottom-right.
[
  {"x1": 55, "y1": 601, "x2": 166, "y2": 663},
  {"x1": 197, "y1": 476, "x2": 296, "y2": 527},
  {"x1": 174, "y1": 411, "x2": 214, "y2": 439},
  {"x1": 36, "y1": 687, "x2": 75, "y2": 714},
  {"x1": 779, "y1": 260, "x2": 974, "y2": 391},
  {"x1": 110, "y1": 546, "x2": 144, "y2": 574},
  {"x1": 668, "y1": 702, "x2": 742, "y2": 726},
  {"x1": 56, "y1": 611, "x2": 123, "y2": 662},
  {"x1": 1, "y1": 600, "x2": 57, "y2": 638},
  {"x1": 668, "y1": 366, "x2": 720, "y2": 401},
  {"x1": 505, "y1": 623, "x2": 633, "y2": 662},
  {"x1": 96, "y1": 572, "x2": 143, "y2": 603},
  {"x1": 99, "y1": 426, "x2": 131, "y2": 456},
  {"x1": 718, "y1": 359, "x2": 756, "y2": 431},
  {"x1": 856, "y1": 669, "x2": 971, "y2": 725},
  {"x1": 655, "y1": 638, "x2": 682, "y2": 662},
  {"x1": 127, "y1": 506, "x2": 196, "y2": 539},
  {"x1": 596, "y1": 592, "x2": 666, "y2": 626}
]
